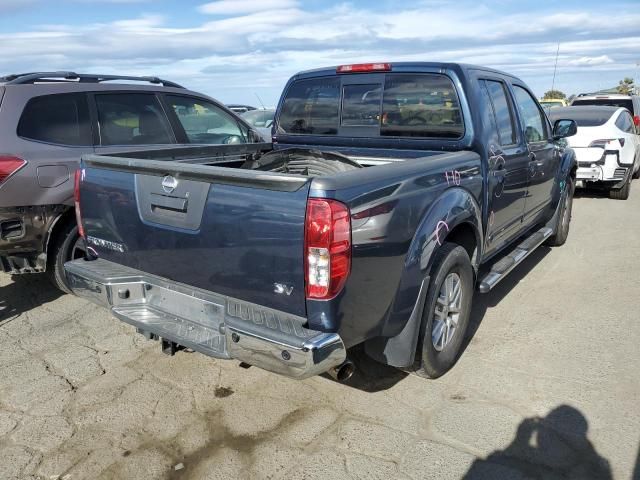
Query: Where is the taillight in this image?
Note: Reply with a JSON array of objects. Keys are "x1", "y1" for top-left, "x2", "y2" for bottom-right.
[
  {"x1": 633, "y1": 115, "x2": 640, "y2": 127},
  {"x1": 0, "y1": 155, "x2": 26, "y2": 185},
  {"x1": 336, "y1": 63, "x2": 392, "y2": 74},
  {"x1": 304, "y1": 198, "x2": 351, "y2": 300},
  {"x1": 74, "y1": 169, "x2": 85, "y2": 238}
]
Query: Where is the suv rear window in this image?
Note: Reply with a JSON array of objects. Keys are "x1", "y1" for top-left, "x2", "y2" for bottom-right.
[
  {"x1": 18, "y1": 93, "x2": 91, "y2": 146},
  {"x1": 278, "y1": 74, "x2": 463, "y2": 138},
  {"x1": 572, "y1": 98, "x2": 634, "y2": 112}
]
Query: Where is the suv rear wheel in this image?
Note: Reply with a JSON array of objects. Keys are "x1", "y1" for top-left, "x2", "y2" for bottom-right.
[{"x1": 46, "y1": 220, "x2": 85, "y2": 293}]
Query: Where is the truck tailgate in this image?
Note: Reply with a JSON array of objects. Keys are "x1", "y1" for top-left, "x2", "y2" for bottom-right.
[{"x1": 79, "y1": 154, "x2": 311, "y2": 317}]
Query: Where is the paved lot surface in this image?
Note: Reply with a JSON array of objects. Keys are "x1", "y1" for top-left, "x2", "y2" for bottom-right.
[{"x1": 1, "y1": 184, "x2": 639, "y2": 480}]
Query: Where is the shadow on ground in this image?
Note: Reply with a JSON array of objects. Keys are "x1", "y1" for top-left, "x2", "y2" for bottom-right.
[
  {"x1": 325, "y1": 246, "x2": 552, "y2": 393},
  {"x1": 462, "y1": 246, "x2": 551, "y2": 356},
  {"x1": 463, "y1": 405, "x2": 613, "y2": 479},
  {"x1": 574, "y1": 186, "x2": 615, "y2": 200},
  {"x1": 0, "y1": 274, "x2": 63, "y2": 324}
]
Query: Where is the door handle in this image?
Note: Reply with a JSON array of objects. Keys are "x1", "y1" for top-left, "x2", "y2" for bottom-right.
[{"x1": 492, "y1": 166, "x2": 507, "y2": 178}]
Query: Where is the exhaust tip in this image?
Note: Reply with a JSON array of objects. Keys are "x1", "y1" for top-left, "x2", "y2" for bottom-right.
[{"x1": 329, "y1": 359, "x2": 355, "y2": 382}]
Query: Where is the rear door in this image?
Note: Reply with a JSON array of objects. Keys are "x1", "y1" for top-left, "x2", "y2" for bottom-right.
[
  {"x1": 478, "y1": 78, "x2": 529, "y2": 254},
  {"x1": 511, "y1": 84, "x2": 559, "y2": 225},
  {"x1": 90, "y1": 92, "x2": 177, "y2": 156}
]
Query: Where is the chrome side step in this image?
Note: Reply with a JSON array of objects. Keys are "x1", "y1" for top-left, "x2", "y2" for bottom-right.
[{"x1": 478, "y1": 227, "x2": 553, "y2": 293}]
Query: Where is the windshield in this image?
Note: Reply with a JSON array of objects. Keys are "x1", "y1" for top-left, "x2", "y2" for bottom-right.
[
  {"x1": 540, "y1": 101, "x2": 563, "y2": 107},
  {"x1": 241, "y1": 109, "x2": 275, "y2": 128}
]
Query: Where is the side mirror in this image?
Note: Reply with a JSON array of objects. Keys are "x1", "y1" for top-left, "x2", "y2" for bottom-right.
[
  {"x1": 247, "y1": 129, "x2": 265, "y2": 143},
  {"x1": 553, "y1": 119, "x2": 577, "y2": 139}
]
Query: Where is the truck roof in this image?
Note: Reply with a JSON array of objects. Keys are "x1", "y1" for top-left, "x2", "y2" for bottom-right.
[{"x1": 291, "y1": 62, "x2": 520, "y2": 81}]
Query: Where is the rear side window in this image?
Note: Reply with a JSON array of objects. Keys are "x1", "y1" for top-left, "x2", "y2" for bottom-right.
[
  {"x1": 279, "y1": 77, "x2": 340, "y2": 135},
  {"x1": 95, "y1": 93, "x2": 173, "y2": 146},
  {"x1": 18, "y1": 93, "x2": 91, "y2": 146},
  {"x1": 381, "y1": 74, "x2": 463, "y2": 138},
  {"x1": 166, "y1": 95, "x2": 246, "y2": 144},
  {"x1": 615, "y1": 112, "x2": 634, "y2": 133},
  {"x1": 572, "y1": 98, "x2": 633, "y2": 113},
  {"x1": 484, "y1": 80, "x2": 516, "y2": 145}
]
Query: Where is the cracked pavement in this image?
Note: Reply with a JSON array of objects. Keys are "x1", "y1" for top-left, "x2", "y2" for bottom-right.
[{"x1": 1, "y1": 186, "x2": 639, "y2": 480}]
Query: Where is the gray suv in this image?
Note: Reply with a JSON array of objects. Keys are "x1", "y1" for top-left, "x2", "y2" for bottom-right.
[{"x1": 0, "y1": 72, "x2": 261, "y2": 292}]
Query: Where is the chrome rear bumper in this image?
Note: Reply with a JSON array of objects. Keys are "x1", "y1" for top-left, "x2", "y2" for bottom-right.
[{"x1": 64, "y1": 258, "x2": 346, "y2": 379}]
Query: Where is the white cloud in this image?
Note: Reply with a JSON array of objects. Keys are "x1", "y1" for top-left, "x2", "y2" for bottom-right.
[
  {"x1": 198, "y1": 0, "x2": 298, "y2": 15},
  {"x1": 1, "y1": 1, "x2": 639, "y2": 102},
  {"x1": 567, "y1": 55, "x2": 614, "y2": 66}
]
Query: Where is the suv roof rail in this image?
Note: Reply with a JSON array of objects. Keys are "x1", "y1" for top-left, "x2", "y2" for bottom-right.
[{"x1": 0, "y1": 72, "x2": 185, "y2": 89}]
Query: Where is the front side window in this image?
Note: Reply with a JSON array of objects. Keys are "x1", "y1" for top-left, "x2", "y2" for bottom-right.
[
  {"x1": 18, "y1": 93, "x2": 91, "y2": 146},
  {"x1": 381, "y1": 74, "x2": 463, "y2": 138},
  {"x1": 513, "y1": 86, "x2": 548, "y2": 143},
  {"x1": 95, "y1": 93, "x2": 173, "y2": 146},
  {"x1": 341, "y1": 84, "x2": 382, "y2": 126},
  {"x1": 278, "y1": 77, "x2": 341, "y2": 135},
  {"x1": 166, "y1": 96, "x2": 246, "y2": 144},
  {"x1": 485, "y1": 80, "x2": 516, "y2": 146}
]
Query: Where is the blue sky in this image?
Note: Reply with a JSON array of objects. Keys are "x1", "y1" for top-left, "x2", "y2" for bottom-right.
[{"x1": 1, "y1": 0, "x2": 638, "y2": 106}]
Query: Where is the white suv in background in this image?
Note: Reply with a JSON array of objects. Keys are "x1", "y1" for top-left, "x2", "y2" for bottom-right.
[
  {"x1": 549, "y1": 106, "x2": 640, "y2": 200},
  {"x1": 571, "y1": 93, "x2": 640, "y2": 128}
]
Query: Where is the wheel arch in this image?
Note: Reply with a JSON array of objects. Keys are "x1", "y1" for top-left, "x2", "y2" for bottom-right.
[{"x1": 364, "y1": 187, "x2": 483, "y2": 368}]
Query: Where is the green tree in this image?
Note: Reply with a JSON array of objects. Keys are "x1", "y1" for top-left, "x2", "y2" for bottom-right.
[
  {"x1": 617, "y1": 77, "x2": 635, "y2": 95},
  {"x1": 543, "y1": 90, "x2": 566, "y2": 100}
]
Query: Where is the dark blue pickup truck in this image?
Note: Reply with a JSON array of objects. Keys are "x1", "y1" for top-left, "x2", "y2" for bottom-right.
[{"x1": 65, "y1": 62, "x2": 578, "y2": 381}]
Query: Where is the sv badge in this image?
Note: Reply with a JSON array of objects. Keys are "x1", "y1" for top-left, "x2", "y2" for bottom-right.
[{"x1": 273, "y1": 283, "x2": 294, "y2": 296}]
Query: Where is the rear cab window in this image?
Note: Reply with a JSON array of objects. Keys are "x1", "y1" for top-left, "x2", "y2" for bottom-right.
[
  {"x1": 18, "y1": 93, "x2": 92, "y2": 146},
  {"x1": 277, "y1": 73, "x2": 464, "y2": 139}
]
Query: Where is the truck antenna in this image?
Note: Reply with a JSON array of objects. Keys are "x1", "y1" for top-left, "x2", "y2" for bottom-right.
[
  {"x1": 254, "y1": 93, "x2": 266, "y2": 110},
  {"x1": 550, "y1": 43, "x2": 560, "y2": 95}
]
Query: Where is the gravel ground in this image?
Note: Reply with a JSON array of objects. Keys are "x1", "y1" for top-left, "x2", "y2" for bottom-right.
[{"x1": 1, "y1": 184, "x2": 639, "y2": 480}]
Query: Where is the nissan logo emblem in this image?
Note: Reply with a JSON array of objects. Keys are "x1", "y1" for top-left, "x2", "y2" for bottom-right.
[{"x1": 161, "y1": 175, "x2": 178, "y2": 194}]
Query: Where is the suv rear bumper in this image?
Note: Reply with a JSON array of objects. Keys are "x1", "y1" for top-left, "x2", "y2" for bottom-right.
[
  {"x1": 64, "y1": 258, "x2": 346, "y2": 379},
  {"x1": 0, "y1": 205, "x2": 66, "y2": 273}
]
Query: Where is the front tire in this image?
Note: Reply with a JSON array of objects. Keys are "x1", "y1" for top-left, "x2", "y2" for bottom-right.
[
  {"x1": 46, "y1": 220, "x2": 86, "y2": 293},
  {"x1": 546, "y1": 177, "x2": 574, "y2": 247},
  {"x1": 416, "y1": 243, "x2": 474, "y2": 379}
]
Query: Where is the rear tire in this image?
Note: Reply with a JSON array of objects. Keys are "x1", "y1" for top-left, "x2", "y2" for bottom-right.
[
  {"x1": 609, "y1": 176, "x2": 630, "y2": 200},
  {"x1": 415, "y1": 243, "x2": 474, "y2": 379},
  {"x1": 46, "y1": 220, "x2": 86, "y2": 293},
  {"x1": 546, "y1": 177, "x2": 574, "y2": 247}
]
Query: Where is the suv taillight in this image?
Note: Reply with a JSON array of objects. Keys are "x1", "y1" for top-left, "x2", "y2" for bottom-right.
[
  {"x1": 633, "y1": 115, "x2": 640, "y2": 127},
  {"x1": 0, "y1": 155, "x2": 26, "y2": 185},
  {"x1": 304, "y1": 198, "x2": 351, "y2": 300},
  {"x1": 74, "y1": 169, "x2": 85, "y2": 238}
]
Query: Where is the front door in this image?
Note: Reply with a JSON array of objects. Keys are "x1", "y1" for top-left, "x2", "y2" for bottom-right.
[
  {"x1": 511, "y1": 85, "x2": 559, "y2": 225},
  {"x1": 478, "y1": 79, "x2": 530, "y2": 255}
]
